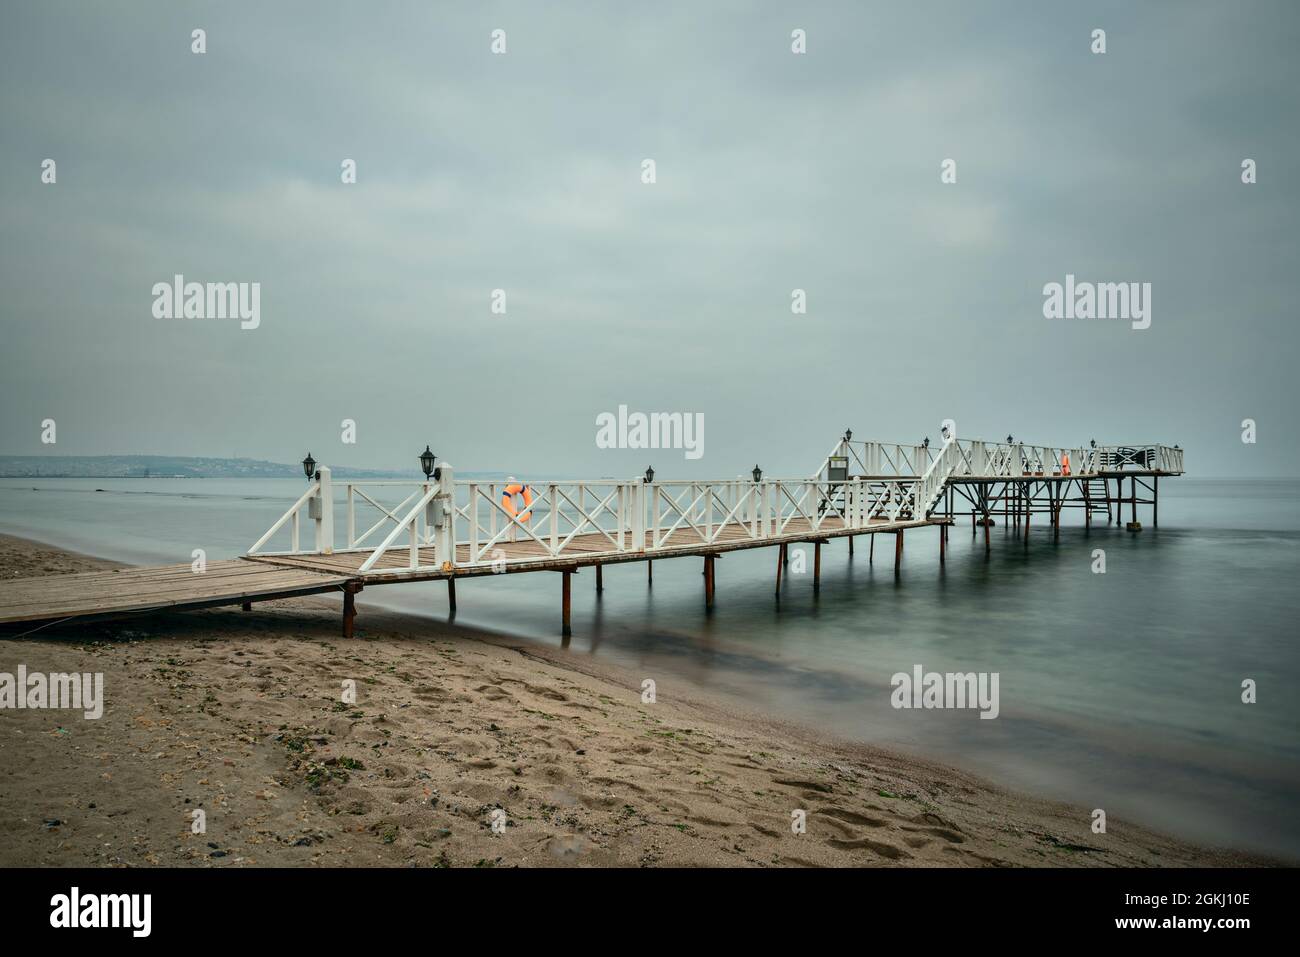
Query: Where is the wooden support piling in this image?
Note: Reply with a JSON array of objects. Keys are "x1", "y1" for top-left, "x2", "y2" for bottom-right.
[
  {"x1": 595, "y1": 563, "x2": 603, "y2": 594},
  {"x1": 774, "y1": 544, "x2": 783, "y2": 595},
  {"x1": 342, "y1": 582, "x2": 360, "y2": 639},
  {"x1": 447, "y1": 576, "x2": 457, "y2": 614},
  {"x1": 939, "y1": 523, "x2": 946, "y2": 565},
  {"x1": 894, "y1": 530, "x2": 903, "y2": 573},
  {"x1": 813, "y1": 542, "x2": 821, "y2": 593},
  {"x1": 241, "y1": 601, "x2": 252, "y2": 612},
  {"x1": 647, "y1": 559, "x2": 653, "y2": 586},
  {"x1": 561, "y1": 570, "x2": 572, "y2": 638},
  {"x1": 704, "y1": 555, "x2": 715, "y2": 609}
]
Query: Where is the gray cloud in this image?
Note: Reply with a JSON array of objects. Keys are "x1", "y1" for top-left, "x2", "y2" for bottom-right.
[{"x1": 1, "y1": 1, "x2": 1296, "y2": 477}]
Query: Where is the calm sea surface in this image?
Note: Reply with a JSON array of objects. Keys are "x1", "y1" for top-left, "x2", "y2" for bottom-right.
[{"x1": 2, "y1": 476, "x2": 1297, "y2": 858}]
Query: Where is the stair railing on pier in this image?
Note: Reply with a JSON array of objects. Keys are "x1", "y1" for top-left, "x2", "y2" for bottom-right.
[
  {"x1": 248, "y1": 466, "x2": 337, "y2": 556},
  {"x1": 915, "y1": 438, "x2": 964, "y2": 517}
]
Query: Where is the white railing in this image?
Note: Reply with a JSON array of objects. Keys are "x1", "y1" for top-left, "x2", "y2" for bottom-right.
[
  {"x1": 250, "y1": 467, "x2": 926, "y2": 575},
  {"x1": 248, "y1": 466, "x2": 454, "y2": 574},
  {"x1": 816, "y1": 439, "x2": 934, "y2": 479},
  {"x1": 249, "y1": 439, "x2": 1185, "y2": 575},
  {"x1": 817, "y1": 436, "x2": 1184, "y2": 481},
  {"x1": 915, "y1": 438, "x2": 963, "y2": 517}
]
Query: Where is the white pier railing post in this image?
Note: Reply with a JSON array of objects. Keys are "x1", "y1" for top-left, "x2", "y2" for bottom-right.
[
  {"x1": 435, "y1": 463, "x2": 455, "y2": 567},
  {"x1": 314, "y1": 466, "x2": 335, "y2": 554},
  {"x1": 634, "y1": 480, "x2": 646, "y2": 552}
]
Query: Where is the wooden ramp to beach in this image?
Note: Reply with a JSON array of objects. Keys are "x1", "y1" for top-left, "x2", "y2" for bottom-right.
[{"x1": 0, "y1": 560, "x2": 350, "y2": 627}]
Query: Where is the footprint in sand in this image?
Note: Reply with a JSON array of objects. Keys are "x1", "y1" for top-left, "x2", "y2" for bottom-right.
[
  {"x1": 815, "y1": 807, "x2": 889, "y2": 829},
  {"x1": 547, "y1": 834, "x2": 591, "y2": 861},
  {"x1": 474, "y1": 684, "x2": 514, "y2": 702},
  {"x1": 825, "y1": 836, "x2": 910, "y2": 860},
  {"x1": 773, "y1": 778, "x2": 833, "y2": 794}
]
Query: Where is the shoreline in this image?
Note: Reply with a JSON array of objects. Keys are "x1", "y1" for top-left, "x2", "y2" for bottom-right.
[{"x1": 0, "y1": 532, "x2": 1280, "y2": 867}]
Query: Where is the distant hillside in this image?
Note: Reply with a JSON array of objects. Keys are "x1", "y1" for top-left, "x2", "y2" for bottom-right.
[{"x1": 0, "y1": 455, "x2": 411, "y2": 479}]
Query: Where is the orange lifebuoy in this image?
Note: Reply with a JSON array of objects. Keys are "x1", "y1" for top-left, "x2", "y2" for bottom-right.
[
  {"x1": 501, "y1": 483, "x2": 534, "y2": 523},
  {"x1": 1062, "y1": 453, "x2": 1071, "y2": 475}
]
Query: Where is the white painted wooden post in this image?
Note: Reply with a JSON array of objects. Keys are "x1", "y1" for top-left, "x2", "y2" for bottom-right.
[
  {"x1": 313, "y1": 467, "x2": 334, "y2": 554},
  {"x1": 470, "y1": 483, "x2": 479, "y2": 561},
  {"x1": 617, "y1": 484, "x2": 626, "y2": 551},
  {"x1": 549, "y1": 484, "x2": 558, "y2": 555},
  {"x1": 633, "y1": 481, "x2": 646, "y2": 552},
  {"x1": 346, "y1": 484, "x2": 355, "y2": 548},
  {"x1": 650, "y1": 482, "x2": 660, "y2": 549},
  {"x1": 436, "y1": 464, "x2": 455, "y2": 566}
]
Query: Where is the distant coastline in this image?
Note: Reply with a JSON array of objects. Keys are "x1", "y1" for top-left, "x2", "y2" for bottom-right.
[{"x1": 0, "y1": 455, "x2": 411, "y2": 480}]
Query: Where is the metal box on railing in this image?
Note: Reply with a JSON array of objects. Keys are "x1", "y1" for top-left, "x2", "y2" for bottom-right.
[
  {"x1": 308, "y1": 495, "x2": 322, "y2": 520},
  {"x1": 828, "y1": 455, "x2": 848, "y2": 482}
]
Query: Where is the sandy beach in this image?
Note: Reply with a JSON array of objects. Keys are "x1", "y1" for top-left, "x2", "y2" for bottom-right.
[{"x1": 0, "y1": 534, "x2": 1272, "y2": 868}]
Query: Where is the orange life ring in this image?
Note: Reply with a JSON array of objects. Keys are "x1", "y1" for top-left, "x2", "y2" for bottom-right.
[
  {"x1": 1062, "y1": 453, "x2": 1071, "y2": 475},
  {"x1": 501, "y1": 483, "x2": 534, "y2": 523}
]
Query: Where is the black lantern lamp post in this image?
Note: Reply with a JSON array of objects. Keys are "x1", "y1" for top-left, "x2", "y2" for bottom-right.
[
  {"x1": 752, "y1": 464, "x2": 762, "y2": 482},
  {"x1": 644, "y1": 466, "x2": 655, "y2": 484},
  {"x1": 1006, "y1": 435, "x2": 1014, "y2": 445},
  {"x1": 419, "y1": 445, "x2": 438, "y2": 481},
  {"x1": 302, "y1": 452, "x2": 316, "y2": 481},
  {"x1": 923, "y1": 436, "x2": 930, "y2": 450},
  {"x1": 844, "y1": 428, "x2": 852, "y2": 442}
]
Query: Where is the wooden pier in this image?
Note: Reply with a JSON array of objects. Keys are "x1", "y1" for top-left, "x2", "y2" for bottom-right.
[{"x1": 0, "y1": 434, "x2": 1183, "y2": 638}]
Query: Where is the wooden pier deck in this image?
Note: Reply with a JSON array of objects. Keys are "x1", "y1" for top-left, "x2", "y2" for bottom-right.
[
  {"x1": 0, "y1": 560, "x2": 351, "y2": 627},
  {"x1": 0, "y1": 515, "x2": 936, "y2": 630}
]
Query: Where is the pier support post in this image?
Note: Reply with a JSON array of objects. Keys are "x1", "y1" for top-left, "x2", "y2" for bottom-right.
[
  {"x1": 849, "y1": 535, "x2": 854, "y2": 557},
  {"x1": 894, "y1": 530, "x2": 903, "y2": 574},
  {"x1": 1126, "y1": 476, "x2": 1142, "y2": 531},
  {"x1": 939, "y1": 523, "x2": 946, "y2": 565},
  {"x1": 774, "y1": 545, "x2": 783, "y2": 596},
  {"x1": 561, "y1": 570, "x2": 572, "y2": 638},
  {"x1": 342, "y1": 582, "x2": 361, "y2": 639},
  {"x1": 595, "y1": 563, "x2": 603, "y2": 594},
  {"x1": 241, "y1": 601, "x2": 252, "y2": 612},
  {"x1": 703, "y1": 555, "x2": 715, "y2": 609},
  {"x1": 869, "y1": 535, "x2": 874, "y2": 563},
  {"x1": 647, "y1": 559, "x2": 653, "y2": 587},
  {"x1": 447, "y1": 577, "x2": 457, "y2": 615},
  {"x1": 1153, "y1": 476, "x2": 1159, "y2": 527},
  {"x1": 813, "y1": 542, "x2": 821, "y2": 593}
]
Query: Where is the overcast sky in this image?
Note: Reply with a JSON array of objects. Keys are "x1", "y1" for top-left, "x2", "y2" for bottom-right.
[{"x1": 1, "y1": 1, "x2": 1297, "y2": 478}]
